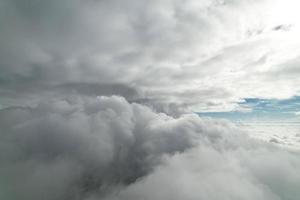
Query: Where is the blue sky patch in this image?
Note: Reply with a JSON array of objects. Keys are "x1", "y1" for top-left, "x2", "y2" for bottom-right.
[{"x1": 198, "y1": 96, "x2": 300, "y2": 122}]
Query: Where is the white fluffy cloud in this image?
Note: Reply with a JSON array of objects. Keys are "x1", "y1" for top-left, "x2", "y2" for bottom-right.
[{"x1": 0, "y1": 96, "x2": 300, "y2": 200}]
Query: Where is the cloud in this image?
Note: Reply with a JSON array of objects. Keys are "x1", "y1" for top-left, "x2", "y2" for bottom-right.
[
  {"x1": 104, "y1": 143, "x2": 300, "y2": 200},
  {"x1": 0, "y1": 96, "x2": 199, "y2": 199},
  {"x1": 1, "y1": 96, "x2": 300, "y2": 200},
  {"x1": 1, "y1": 0, "x2": 300, "y2": 112},
  {"x1": 1, "y1": 0, "x2": 300, "y2": 199}
]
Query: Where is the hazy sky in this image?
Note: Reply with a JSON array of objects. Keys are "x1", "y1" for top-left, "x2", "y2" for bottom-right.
[{"x1": 1, "y1": 0, "x2": 300, "y2": 200}]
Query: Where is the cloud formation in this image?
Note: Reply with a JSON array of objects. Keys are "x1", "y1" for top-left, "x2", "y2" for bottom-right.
[
  {"x1": 1, "y1": 0, "x2": 300, "y2": 112},
  {"x1": 1, "y1": 1, "x2": 300, "y2": 199},
  {"x1": 0, "y1": 96, "x2": 200, "y2": 199},
  {"x1": 1, "y1": 96, "x2": 300, "y2": 200}
]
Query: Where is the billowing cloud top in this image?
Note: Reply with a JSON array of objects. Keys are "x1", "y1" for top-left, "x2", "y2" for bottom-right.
[{"x1": 0, "y1": 96, "x2": 300, "y2": 200}]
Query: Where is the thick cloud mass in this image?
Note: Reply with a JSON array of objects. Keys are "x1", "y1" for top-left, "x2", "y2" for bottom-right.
[
  {"x1": 1, "y1": 96, "x2": 300, "y2": 200},
  {"x1": 1, "y1": 0, "x2": 300, "y2": 199},
  {"x1": 0, "y1": 96, "x2": 197, "y2": 199},
  {"x1": 1, "y1": 0, "x2": 300, "y2": 112}
]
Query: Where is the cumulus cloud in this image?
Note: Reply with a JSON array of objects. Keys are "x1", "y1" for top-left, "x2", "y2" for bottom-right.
[
  {"x1": 106, "y1": 145, "x2": 300, "y2": 200},
  {"x1": 0, "y1": 96, "x2": 199, "y2": 199},
  {"x1": 1, "y1": 0, "x2": 300, "y2": 199},
  {"x1": 1, "y1": 96, "x2": 300, "y2": 200}
]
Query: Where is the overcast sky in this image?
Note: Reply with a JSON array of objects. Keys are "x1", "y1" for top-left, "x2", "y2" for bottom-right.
[
  {"x1": 1, "y1": 0, "x2": 300, "y2": 114},
  {"x1": 1, "y1": 0, "x2": 300, "y2": 200}
]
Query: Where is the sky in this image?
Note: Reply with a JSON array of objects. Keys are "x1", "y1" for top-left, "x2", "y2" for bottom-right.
[
  {"x1": 1, "y1": 0, "x2": 300, "y2": 200},
  {"x1": 199, "y1": 96, "x2": 300, "y2": 121}
]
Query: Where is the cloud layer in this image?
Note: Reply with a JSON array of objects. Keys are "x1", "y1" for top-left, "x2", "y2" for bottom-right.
[
  {"x1": 1, "y1": 0, "x2": 300, "y2": 112},
  {"x1": 1, "y1": 96, "x2": 300, "y2": 200}
]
